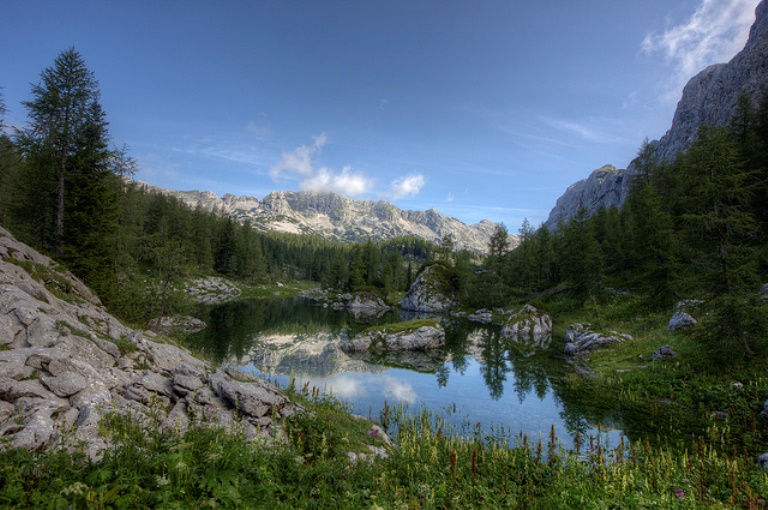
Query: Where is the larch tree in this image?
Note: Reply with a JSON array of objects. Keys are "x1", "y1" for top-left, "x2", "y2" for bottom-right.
[{"x1": 15, "y1": 48, "x2": 119, "y2": 296}]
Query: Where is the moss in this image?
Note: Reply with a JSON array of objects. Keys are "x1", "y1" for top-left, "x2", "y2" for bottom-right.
[{"x1": 361, "y1": 319, "x2": 439, "y2": 337}]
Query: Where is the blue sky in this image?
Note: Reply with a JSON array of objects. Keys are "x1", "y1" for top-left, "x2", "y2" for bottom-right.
[{"x1": 0, "y1": 0, "x2": 761, "y2": 230}]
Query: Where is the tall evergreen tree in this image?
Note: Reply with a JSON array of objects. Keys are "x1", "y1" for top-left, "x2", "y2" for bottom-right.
[{"x1": 17, "y1": 48, "x2": 108, "y2": 258}]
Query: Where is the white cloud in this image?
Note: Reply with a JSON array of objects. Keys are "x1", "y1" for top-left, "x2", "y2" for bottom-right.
[
  {"x1": 541, "y1": 118, "x2": 627, "y2": 144},
  {"x1": 325, "y1": 375, "x2": 366, "y2": 400},
  {"x1": 642, "y1": 0, "x2": 759, "y2": 96},
  {"x1": 382, "y1": 376, "x2": 417, "y2": 404},
  {"x1": 270, "y1": 133, "x2": 328, "y2": 180},
  {"x1": 446, "y1": 192, "x2": 455, "y2": 203},
  {"x1": 389, "y1": 173, "x2": 426, "y2": 199},
  {"x1": 270, "y1": 135, "x2": 426, "y2": 199},
  {"x1": 300, "y1": 166, "x2": 374, "y2": 197}
]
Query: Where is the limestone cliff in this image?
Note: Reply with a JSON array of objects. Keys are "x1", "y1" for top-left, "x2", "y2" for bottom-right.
[
  {"x1": 0, "y1": 226, "x2": 302, "y2": 458},
  {"x1": 135, "y1": 183, "x2": 516, "y2": 254},
  {"x1": 545, "y1": 0, "x2": 768, "y2": 229}
]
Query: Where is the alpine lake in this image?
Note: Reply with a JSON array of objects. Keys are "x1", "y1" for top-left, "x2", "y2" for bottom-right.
[{"x1": 187, "y1": 297, "x2": 625, "y2": 450}]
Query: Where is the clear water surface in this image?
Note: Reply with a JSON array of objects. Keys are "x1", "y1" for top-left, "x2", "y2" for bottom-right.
[{"x1": 188, "y1": 298, "x2": 624, "y2": 449}]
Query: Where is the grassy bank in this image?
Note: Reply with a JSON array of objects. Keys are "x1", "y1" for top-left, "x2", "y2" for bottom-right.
[{"x1": 3, "y1": 392, "x2": 768, "y2": 508}]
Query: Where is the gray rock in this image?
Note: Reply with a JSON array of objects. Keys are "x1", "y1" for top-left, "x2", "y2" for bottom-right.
[
  {"x1": 41, "y1": 372, "x2": 88, "y2": 398},
  {"x1": 0, "y1": 349, "x2": 35, "y2": 380},
  {"x1": 210, "y1": 371, "x2": 288, "y2": 419},
  {"x1": 652, "y1": 345, "x2": 678, "y2": 362},
  {"x1": 500, "y1": 304, "x2": 553, "y2": 356},
  {"x1": 668, "y1": 312, "x2": 697, "y2": 331},
  {"x1": 467, "y1": 309, "x2": 493, "y2": 324},
  {"x1": 563, "y1": 324, "x2": 628, "y2": 357},
  {"x1": 173, "y1": 373, "x2": 204, "y2": 395},
  {"x1": 341, "y1": 325, "x2": 446, "y2": 354},
  {"x1": 400, "y1": 265, "x2": 455, "y2": 313},
  {"x1": 10, "y1": 408, "x2": 55, "y2": 450}
]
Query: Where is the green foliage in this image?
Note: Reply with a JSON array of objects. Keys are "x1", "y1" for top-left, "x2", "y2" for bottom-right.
[{"x1": 4, "y1": 396, "x2": 768, "y2": 508}]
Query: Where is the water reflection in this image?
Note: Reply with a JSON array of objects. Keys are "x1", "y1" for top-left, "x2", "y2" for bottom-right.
[{"x1": 188, "y1": 298, "x2": 624, "y2": 448}]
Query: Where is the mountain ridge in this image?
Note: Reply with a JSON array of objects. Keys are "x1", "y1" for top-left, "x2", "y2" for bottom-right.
[{"x1": 132, "y1": 181, "x2": 515, "y2": 253}]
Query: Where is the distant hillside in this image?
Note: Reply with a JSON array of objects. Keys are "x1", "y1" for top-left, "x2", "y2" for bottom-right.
[
  {"x1": 133, "y1": 182, "x2": 516, "y2": 253},
  {"x1": 545, "y1": 0, "x2": 768, "y2": 229}
]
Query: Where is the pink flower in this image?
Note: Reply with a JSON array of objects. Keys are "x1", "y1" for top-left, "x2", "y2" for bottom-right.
[{"x1": 673, "y1": 488, "x2": 685, "y2": 500}]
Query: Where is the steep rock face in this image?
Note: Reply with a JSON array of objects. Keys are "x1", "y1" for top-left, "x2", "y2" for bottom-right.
[
  {"x1": 134, "y1": 183, "x2": 516, "y2": 253},
  {"x1": 544, "y1": 165, "x2": 629, "y2": 228},
  {"x1": 654, "y1": 0, "x2": 768, "y2": 162},
  {"x1": 0, "y1": 226, "x2": 304, "y2": 458},
  {"x1": 545, "y1": 0, "x2": 768, "y2": 229}
]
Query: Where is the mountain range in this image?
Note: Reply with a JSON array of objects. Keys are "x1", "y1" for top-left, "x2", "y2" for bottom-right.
[
  {"x1": 133, "y1": 181, "x2": 514, "y2": 254},
  {"x1": 544, "y1": 0, "x2": 768, "y2": 229}
]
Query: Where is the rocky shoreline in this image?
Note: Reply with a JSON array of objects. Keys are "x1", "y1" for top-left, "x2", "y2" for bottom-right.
[{"x1": 0, "y1": 226, "x2": 388, "y2": 460}]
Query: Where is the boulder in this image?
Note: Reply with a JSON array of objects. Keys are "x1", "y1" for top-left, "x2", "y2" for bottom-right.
[
  {"x1": 209, "y1": 370, "x2": 289, "y2": 419},
  {"x1": 668, "y1": 311, "x2": 697, "y2": 331},
  {"x1": 345, "y1": 291, "x2": 391, "y2": 320},
  {"x1": 341, "y1": 324, "x2": 445, "y2": 354},
  {"x1": 652, "y1": 345, "x2": 678, "y2": 361},
  {"x1": 467, "y1": 309, "x2": 493, "y2": 324},
  {"x1": 501, "y1": 305, "x2": 553, "y2": 356},
  {"x1": 400, "y1": 265, "x2": 455, "y2": 313},
  {"x1": 563, "y1": 324, "x2": 630, "y2": 357}
]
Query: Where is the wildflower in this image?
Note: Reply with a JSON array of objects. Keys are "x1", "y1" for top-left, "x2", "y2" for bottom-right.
[
  {"x1": 369, "y1": 429, "x2": 379, "y2": 437},
  {"x1": 673, "y1": 488, "x2": 685, "y2": 500},
  {"x1": 420, "y1": 493, "x2": 426, "y2": 499},
  {"x1": 156, "y1": 475, "x2": 170, "y2": 487},
  {"x1": 758, "y1": 499, "x2": 766, "y2": 506}
]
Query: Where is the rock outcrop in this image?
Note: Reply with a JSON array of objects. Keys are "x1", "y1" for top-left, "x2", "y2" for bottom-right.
[
  {"x1": 545, "y1": 1, "x2": 768, "y2": 229},
  {"x1": 563, "y1": 324, "x2": 631, "y2": 357},
  {"x1": 500, "y1": 305, "x2": 553, "y2": 356},
  {"x1": 340, "y1": 324, "x2": 445, "y2": 354},
  {"x1": 0, "y1": 227, "x2": 302, "y2": 459},
  {"x1": 132, "y1": 183, "x2": 517, "y2": 254},
  {"x1": 400, "y1": 265, "x2": 455, "y2": 313}
]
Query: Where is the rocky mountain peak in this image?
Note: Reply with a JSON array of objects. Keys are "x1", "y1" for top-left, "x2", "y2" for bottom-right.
[
  {"x1": 133, "y1": 182, "x2": 516, "y2": 253},
  {"x1": 545, "y1": 0, "x2": 768, "y2": 229}
]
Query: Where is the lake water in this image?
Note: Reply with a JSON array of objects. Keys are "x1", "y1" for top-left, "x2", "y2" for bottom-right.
[{"x1": 188, "y1": 298, "x2": 624, "y2": 449}]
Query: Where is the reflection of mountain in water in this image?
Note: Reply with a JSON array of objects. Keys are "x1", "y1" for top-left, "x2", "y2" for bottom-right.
[
  {"x1": 243, "y1": 332, "x2": 387, "y2": 378},
  {"x1": 191, "y1": 298, "x2": 586, "y2": 420}
]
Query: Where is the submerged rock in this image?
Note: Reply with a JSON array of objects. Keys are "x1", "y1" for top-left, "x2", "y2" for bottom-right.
[{"x1": 147, "y1": 315, "x2": 207, "y2": 334}]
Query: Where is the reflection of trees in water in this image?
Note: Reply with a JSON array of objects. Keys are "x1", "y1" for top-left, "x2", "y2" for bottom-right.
[
  {"x1": 442, "y1": 320, "x2": 559, "y2": 403},
  {"x1": 188, "y1": 299, "x2": 368, "y2": 363},
  {"x1": 191, "y1": 300, "x2": 572, "y2": 412},
  {"x1": 479, "y1": 328, "x2": 509, "y2": 400}
]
